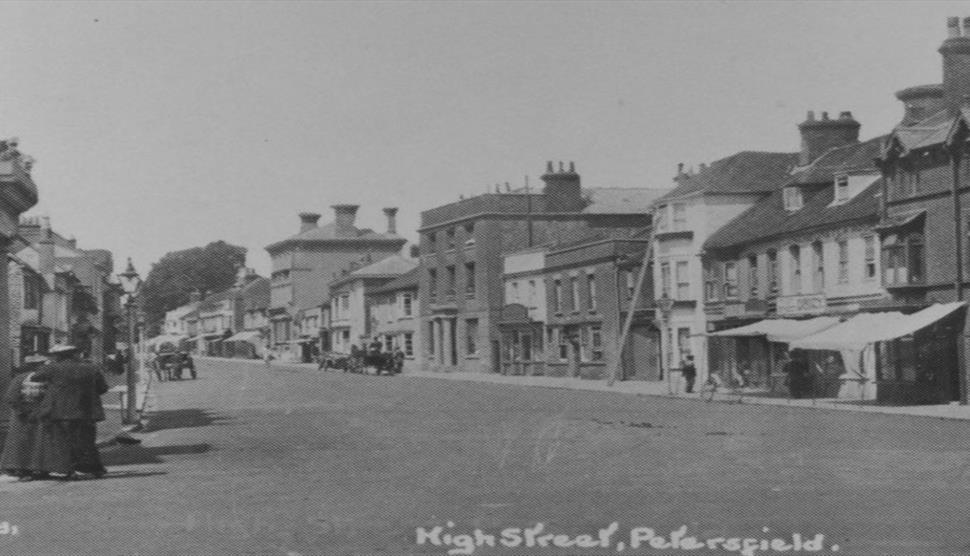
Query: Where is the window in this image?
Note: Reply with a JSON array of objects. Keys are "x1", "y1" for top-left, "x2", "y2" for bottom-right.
[
  {"x1": 508, "y1": 281, "x2": 519, "y2": 303},
  {"x1": 864, "y1": 236, "x2": 877, "y2": 280},
  {"x1": 835, "y1": 174, "x2": 849, "y2": 203},
  {"x1": 747, "y1": 255, "x2": 759, "y2": 298},
  {"x1": 340, "y1": 294, "x2": 349, "y2": 312},
  {"x1": 675, "y1": 261, "x2": 689, "y2": 299},
  {"x1": 838, "y1": 240, "x2": 850, "y2": 284},
  {"x1": 463, "y1": 222, "x2": 475, "y2": 245},
  {"x1": 427, "y1": 322, "x2": 436, "y2": 355},
  {"x1": 445, "y1": 265, "x2": 456, "y2": 299},
  {"x1": 527, "y1": 280, "x2": 537, "y2": 308},
  {"x1": 723, "y1": 261, "x2": 739, "y2": 299},
  {"x1": 783, "y1": 187, "x2": 803, "y2": 211},
  {"x1": 672, "y1": 203, "x2": 687, "y2": 231},
  {"x1": 465, "y1": 318, "x2": 478, "y2": 356},
  {"x1": 626, "y1": 269, "x2": 636, "y2": 300},
  {"x1": 383, "y1": 335, "x2": 393, "y2": 352},
  {"x1": 660, "y1": 262, "x2": 671, "y2": 297},
  {"x1": 465, "y1": 262, "x2": 476, "y2": 299},
  {"x1": 908, "y1": 169, "x2": 921, "y2": 196},
  {"x1": 23, "y1": 276, "x2": 39, "y2": 310},
  {"x1": 704, "y1": 263, "x2": 719, "y2": 301},
  {"x1": 654, "y1": 205, "x2": 668, "y2": 232},
  {"x1": 882, "y1": 233, "x2": 925, "y2": 285},
  {"x1": 812, "y1": 241, "x2": 824, "y2": 292},
  {"x1": 403, "y1": 332, "x2": 414, "y2": 357},
  {"x1": 590, "y1": 324, "x2": 604, "y2": 361},
  {"x1": 557, "y1": 328, "x2": 568, "y2": 360},
  {"x1": 446, "y1": 228, "x2": 456, "y2": 250},
  {"x1": 553, "y1": 279, "x2": 563, "y2": 313},
  {"x1": 426, "y1": 232, "x2": 437, "y2": 252},
  {"x1": 570, "y1": 276, "x2": 580, "y2": 312},
  {"x1": 428, "y1": 269, "x2": 437, "y2": 302},
  {"x1": 586, "y1": 273, "x2": 597, "y2": 311},
  {"x1": 767, "y1": 250, "x2": 778, "y2": 296},
  {"x1": 789, "y1": 245, "x2": 802, "y2": 294},
  {"x1": 401, "y1": 292, "x2": 413, "y2": 317}
]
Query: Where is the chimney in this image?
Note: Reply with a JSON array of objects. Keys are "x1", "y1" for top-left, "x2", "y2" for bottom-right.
[
  {"x1": 797, "y1": 110, "x2": 860, "y2": 165},
  {"x1": 894, "y1": 84, "x2": 945, "y2": 125},
  {"x1": 67, "y1": 236, "x2": 77, "y2": 249},
  {"x1": 541, "y1": 160, "x2": 584, "y2": 212},
  {"x1": 383, "y1": 207, "x2": 398, "y2": 234},
  {"x1": 940, "y1": 16, "x2": 970, "y2": 114},
  {"x1": 331, "y1": 204, "x2": 359, "y2": 237},
  {"x1": 298, "y1": 212, "x2": 321, "y2": 233}
]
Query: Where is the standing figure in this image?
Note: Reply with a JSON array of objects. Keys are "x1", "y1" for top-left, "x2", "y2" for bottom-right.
[
  {"x1": 0, "y1": 355, "x2": 49, "y2": 480},
  {"x1": 33, "y1": 345, "x2": 109, "y2": 480},
  {"x1": 680, "y1": 354, "x2": 697, "y2": 393},
  {"x1": 392, "y1": 346, "x2": 405, "y2": 375},
  {"x1": 179, "y1": 351, "x2": 196, "y2": 379},
  {"x1": 784, "y1": 349, "x2": 810, "y2": 399}
]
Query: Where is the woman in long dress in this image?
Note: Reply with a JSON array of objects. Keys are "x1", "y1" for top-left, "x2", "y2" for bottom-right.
[{"x1": 0, "y1": 356, "x2": 49, "y2": 480}]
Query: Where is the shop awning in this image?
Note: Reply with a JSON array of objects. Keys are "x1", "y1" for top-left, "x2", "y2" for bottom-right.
[
  {"x1": 790, "y1": 302, "x2": 966, "y2": 351},
  {"x1": 708, "y1": 317, "x2": 840, "y2": 344},
  {"x1": 225, "y1": 330, "x2": 262, "y2": 343}
]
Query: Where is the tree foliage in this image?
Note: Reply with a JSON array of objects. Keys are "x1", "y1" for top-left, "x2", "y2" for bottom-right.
[{"x1": 140, "y1": 241, "x2": 246, "y2": 335}]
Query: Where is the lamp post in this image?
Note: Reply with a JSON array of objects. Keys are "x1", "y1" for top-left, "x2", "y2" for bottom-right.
[
  {"x1": 118, "y1": 258, "x2": 142, "y2": 425},
  {"x1": 657, "y1": 293, "x2": 675, "y2": 395}
]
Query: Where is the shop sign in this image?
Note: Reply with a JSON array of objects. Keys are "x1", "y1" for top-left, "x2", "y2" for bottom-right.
[{"x1": 776, "y1": 294, "x2": 827, "y2": 315}]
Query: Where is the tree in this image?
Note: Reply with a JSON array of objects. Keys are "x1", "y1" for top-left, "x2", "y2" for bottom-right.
[{"x1": 140, "y1": 241, "x2": 247, "y2": 335}]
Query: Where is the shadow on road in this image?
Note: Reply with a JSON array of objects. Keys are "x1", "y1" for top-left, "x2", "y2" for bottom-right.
[
  {"x1": 103, "y1": 443, "x2": 212, "y2": 466},
  {"x1": 143, "y1": 408, "x2": 231, "y2": 433}
]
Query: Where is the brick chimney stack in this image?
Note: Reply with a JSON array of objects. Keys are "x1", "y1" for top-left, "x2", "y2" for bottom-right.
[
  {"x1": 797, "y1": 110, "x2": 860, "y2": 166},
  {"x1": 541, "y1": 160, "x2": 584, "y2": 212},
  {"x1": 940, "y1": 16, "x2": 970, "y2": 115},
  {"x1": 895, "y1": 84, "x2": 945, "y2": 125},
  {"x1": 331, "y1": 204, "x2": 359, "y2": 237},
  {"x1": 298, "y1": 212, "x2": 321, "y2": 233},
  {"x1": 383, "y1": 207, "x2": 398, "y2": 234}
]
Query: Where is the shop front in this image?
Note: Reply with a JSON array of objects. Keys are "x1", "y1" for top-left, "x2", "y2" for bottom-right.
[{"x1": 498, "y1": 304, "x2": 545, "y2": 376}]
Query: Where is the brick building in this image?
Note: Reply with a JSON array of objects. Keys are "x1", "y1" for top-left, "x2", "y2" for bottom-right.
[
  {"x1": 265, "y1": 205, "x2": 406, "y2": 362},
  {"x1": 703, "y1": 121, "x2": 889, "y2": 399},
  {"x1": 418, "y1": 161, "x2": 662, "y2": 373},
  {"x1": 873, "y1": 16, "x2": 970, "y2": 404}
]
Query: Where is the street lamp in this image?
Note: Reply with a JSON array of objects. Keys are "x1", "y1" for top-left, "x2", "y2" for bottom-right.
[
  {"x1": 657, "y1": 293, "x2": 675, "y2": 395},
  {"x1": 118, "y1": 258, "x2": 142, "y2": 425}
]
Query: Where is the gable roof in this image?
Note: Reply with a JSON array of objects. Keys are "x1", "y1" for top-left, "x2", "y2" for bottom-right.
[
  {"x1": 791, "y1": 135, "x2": 886, "y2": 185},
  {"x1": 654, "y1": 151, "x2": 798, "y2": 204}
]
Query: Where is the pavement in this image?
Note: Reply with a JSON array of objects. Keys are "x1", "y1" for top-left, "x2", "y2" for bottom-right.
[
  {"x1": 0, "y1": 357, "x2": 968, "y2": 555},
  {"x1": 233, "y1": 356, "x2": 970, "y2": 421}
]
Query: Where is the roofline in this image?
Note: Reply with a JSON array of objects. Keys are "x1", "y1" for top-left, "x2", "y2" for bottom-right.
[
  {"x1": 265, "y1": 236, "x2": 407, "y2": 253},
  {"x1": 417, "y1": 211, "x2": 649, "y2": 232},
  {"x1": 704, "y1": 214, "x2": 878, "y2": 252}
]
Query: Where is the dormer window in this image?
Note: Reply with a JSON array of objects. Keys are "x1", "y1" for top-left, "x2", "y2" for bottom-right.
[
  {"x1": 834, "y1": 174, "x2": 849, "y2": 203},
  {"x1": 783, "y1": 187, "x2": 803, "y2": 211}
]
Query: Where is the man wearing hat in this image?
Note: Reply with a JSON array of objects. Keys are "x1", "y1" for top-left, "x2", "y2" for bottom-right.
[{"x1": 33, "y1": 344, "x2": 108, "y2": 479}]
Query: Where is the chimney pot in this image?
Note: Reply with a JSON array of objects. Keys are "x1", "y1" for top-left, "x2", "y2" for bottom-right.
[
  {"x1": 949, "y1": 16, "x2": 961, "y2": 38},
  {"x1": 382, "y1": 207, "x2": 398, "y2": 234},
  {"x1": 677, "y1": 162, "x2": 684, "y2": 174},
  {"x1": 546, "y1": 161, "x2": 553, "y2": 173},
  {"x1": 558, "y1": 161, "x2": 564, "y2": 172},
  {"x1": 839, "y1": 111, "x2": 852, "y2": 119},
  {"x1": 298, "y1": 212, "x2": 321, "y2": 233},
  {"x1": 331, "y1": 204, "x2": 359, "y2": 237},
  {"x1": 821, "y1": 111, "x2": 830, "y2": 120},
  {"x1": 806, "y1": 110, "x2": 815, "y2": 121},
  {"x1": 568, "y1": 161, "x2": 575, "y2": 173}
]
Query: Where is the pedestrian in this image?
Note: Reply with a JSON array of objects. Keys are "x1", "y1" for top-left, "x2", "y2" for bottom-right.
[
  {"x1": 0, "y1": 355, "x2": 49, "y2": 481},
  {"x1": 33, "y1": 345, "x2": 109, "y2": 480},
  {"x1": 681, "y1": 354, "x2": 697, "y2": 393},
  {"x1": 392, "y1": 346, "x2": 405, "y2": 375},
  {"x1": 180, "y1": 350, "x2": 196, "y2": 379},
  {"x1": 263, "y1": 344, "x2": 273, "y2": 369},
  {"x1": 784, "y1": 349, "x2": 809, "y2": 398}
]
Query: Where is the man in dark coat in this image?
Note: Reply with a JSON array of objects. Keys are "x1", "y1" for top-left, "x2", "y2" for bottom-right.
[
  {"x1": 680, "y1": 354, "x2": 697, "y2": 393},
  {"x1": 34, "y1": 345, "x2": 108, "y2": 479}
]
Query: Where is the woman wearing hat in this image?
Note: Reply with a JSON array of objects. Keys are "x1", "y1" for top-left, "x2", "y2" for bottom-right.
[
  {"x1": 33, "y1": 344, "x2": 108, "y2": 479},
  {"x1": 0, "y1": 355, "x2": 49, "y2": 480}
]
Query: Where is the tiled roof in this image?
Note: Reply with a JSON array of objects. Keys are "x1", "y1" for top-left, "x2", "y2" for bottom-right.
[
  {"x1": 654, "y1": 151, "x2": 799, "y2": 204},
  {"x1": 791, "y1": 135, "x2": 886, "y2": 185},
  {"x1": 886, "y1": 108, "x2": 954, "y2": 154},
  {"x1": 241, "y1": 277, "x2": 270, "y2": 311},
  {"x1": 704, "y1": 180, "x2": 880, "y2": 250},
  {"x1": 369, "y1": 266, "x2": 420, "y2": 294},
  {"x1": 581, "y1": 187, "x2": 670, "y2": 214}
]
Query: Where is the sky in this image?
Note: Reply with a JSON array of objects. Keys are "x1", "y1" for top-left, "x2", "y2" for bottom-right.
[{"x1": 1, "y1": 1, "x2": 968, "y2": 277}]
